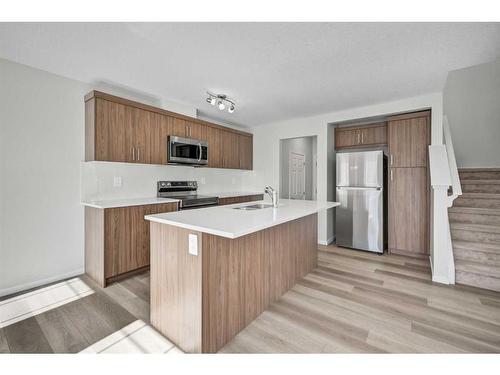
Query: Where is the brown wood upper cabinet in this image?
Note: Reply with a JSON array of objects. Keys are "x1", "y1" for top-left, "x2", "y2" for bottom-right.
[
  {"x1": 85, "y1": 91, "x2": 253, "y2": 170},
  {"x1": 387, "y1": 111, "x2": 430, "y2": 168},
  {"x1": 335, "y1": 123, "x2": 387, "y2": 150}
]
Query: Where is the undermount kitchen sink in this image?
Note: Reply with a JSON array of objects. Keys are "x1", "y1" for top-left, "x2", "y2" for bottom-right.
[{"x1": 233, "y1": 203, "x2": 273, "y2": 210}]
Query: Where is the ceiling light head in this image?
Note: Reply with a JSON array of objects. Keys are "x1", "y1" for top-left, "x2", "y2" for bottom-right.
[
  {"x1": 217, "y1": 100, "x2": 225, "y2": 111},
  {"x1": 206, "y1": 91, "x2": 236, "y2": 114}
]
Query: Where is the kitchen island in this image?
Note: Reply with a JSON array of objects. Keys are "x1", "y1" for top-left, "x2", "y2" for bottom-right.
[{"x1": 145, "y1": 199, "x2": 338, "y2": 353}]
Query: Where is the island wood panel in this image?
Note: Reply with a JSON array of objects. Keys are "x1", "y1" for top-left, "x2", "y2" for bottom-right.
[
  {"x1": 388, "y1": 111, "x2": 430, "y2": 168},
  {"x1": 201, "y1": 213, "x2": 318, "y2": 352},
  {"x1": 84, "y1": 206, "x2": 105, "y2": 287},
  {"x1": 148, "y1": 213, "x2": 317, "y2": 353},
  {"x1": 150, "y1": 222, "x2": 203, "y2": 353},
  {"x1": 388, "y1": 167, "x2": 429, "y2": 257},
  {"x1": 218, "y1": 194, "x2": 264, "y2": 206}
]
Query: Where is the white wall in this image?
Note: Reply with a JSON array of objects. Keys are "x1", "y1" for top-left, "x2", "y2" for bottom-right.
[
  {"x1": 249, "y1": 93, "x2": 443, "y2": 245},
  {"x1": 0, "y1": 59, "x2": 254, "y2": 296},
  {"x1": 0, "y1": 58, "x2": 88, "y2": 296},
  {"x1": 443, "y1": 58, "x2": 500, "y2": 168}
]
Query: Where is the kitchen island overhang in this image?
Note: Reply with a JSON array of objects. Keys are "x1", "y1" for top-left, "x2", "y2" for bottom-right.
[{"x1": 145, "y1": 199, "x2": 338, "y2": 353}]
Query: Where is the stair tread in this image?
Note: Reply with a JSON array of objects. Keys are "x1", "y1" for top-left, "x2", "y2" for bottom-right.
[
  {"x1": 452, "y1": 240, "x2": 500, "y2": 253},
  {"x1": 460, "y1": 179, "x2": 500, "y2": 185},
  {"x1": 455, "y1": 260, "x2": 500, "y2": 278},
  {"x1": 459, "y1": 192, "x2": 500, "y2": 199},
  {"x1": 449, "y1": 206, "x2": 500, "y2": 216},
  {"x1": 450, "y1": 222, "x2": 500, "y2": 234}
]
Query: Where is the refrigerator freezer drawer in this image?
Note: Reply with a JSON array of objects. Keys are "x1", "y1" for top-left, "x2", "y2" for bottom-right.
[{"x1": 335, "y1": 187, "x2": 383, "y2": 253}]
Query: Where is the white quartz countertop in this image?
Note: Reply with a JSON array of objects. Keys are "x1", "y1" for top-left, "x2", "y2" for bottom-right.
[
  {"x1": 145, "y1": 199, "x2": 339, "y2": 239},
  {"x1": 81, "y1": 192, "x2": 264, "y2": 209},
  {"x1": 81, "y1": 197, "x2": 180, "y2": 209}
]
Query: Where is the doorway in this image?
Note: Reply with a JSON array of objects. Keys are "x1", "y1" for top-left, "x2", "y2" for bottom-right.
[{"x1": 279, "y1": 136, "x2": 317, "y2": 200}]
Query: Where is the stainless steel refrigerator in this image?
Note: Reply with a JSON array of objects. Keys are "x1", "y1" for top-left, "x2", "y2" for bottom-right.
[{"x1": 335, "y1": 150, "x2": 386, "y2": 253}]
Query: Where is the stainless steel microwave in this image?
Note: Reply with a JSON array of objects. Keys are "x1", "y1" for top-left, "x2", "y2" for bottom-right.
[{"x1": 167, "y1": 136, "x2": 208, "y2": 166}]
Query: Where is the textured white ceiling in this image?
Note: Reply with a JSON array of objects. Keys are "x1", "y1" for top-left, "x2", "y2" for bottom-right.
[{"x1": 1, "y1": 22, "x2": 500, "y2": 127}]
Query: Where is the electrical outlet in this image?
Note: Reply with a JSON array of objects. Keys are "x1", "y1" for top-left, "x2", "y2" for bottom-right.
[
  {"x1": 113, "y1": 176, "x2": 122, "y2": 187},
  {"x1": 188, "y1": 234, "x2": 198, "y2": 256}
]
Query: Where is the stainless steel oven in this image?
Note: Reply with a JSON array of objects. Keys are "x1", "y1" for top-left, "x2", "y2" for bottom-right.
[{"x1": 167, "y1": 136, "x2": 208, "y2": 166}]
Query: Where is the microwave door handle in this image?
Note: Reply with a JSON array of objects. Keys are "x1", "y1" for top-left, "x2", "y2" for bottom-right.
[{"x1": 198, "y1": 143, "x2": 202, "y2": 162}]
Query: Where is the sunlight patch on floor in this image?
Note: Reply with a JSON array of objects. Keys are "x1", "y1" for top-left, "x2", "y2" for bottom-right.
[
  {"x1": 0, "y1": 278, "x2": 94, "y2": 328},
  {"x1": 80, "y1": 320, "x2": 183, "y2": 354}
]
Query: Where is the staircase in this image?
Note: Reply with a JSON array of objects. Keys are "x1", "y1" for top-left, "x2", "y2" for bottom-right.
[{"x1": 449, "y1": 168, "x2": 500, "y2": 292}]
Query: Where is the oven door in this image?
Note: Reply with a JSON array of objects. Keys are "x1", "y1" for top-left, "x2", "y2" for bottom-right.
[{"x1": 168, "y1": 136, "x2": 208, "y2": 165}]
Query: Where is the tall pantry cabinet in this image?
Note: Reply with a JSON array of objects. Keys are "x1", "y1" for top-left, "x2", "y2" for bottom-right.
[{"x1": 387, "y1": 110, "x2": 431, "y2": 257}]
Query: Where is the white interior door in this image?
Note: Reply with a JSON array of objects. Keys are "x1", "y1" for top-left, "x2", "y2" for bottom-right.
[{"x1": 289, "y1": 152, "x2": 306, "y2": 200}]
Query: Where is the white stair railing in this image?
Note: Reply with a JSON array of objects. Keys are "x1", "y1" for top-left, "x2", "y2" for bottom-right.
[
  {"x1": 429, "y1": 145, "x2": 455, "y2": 284},
  {"x1": 428, "y1": 115, "x2": 461, "y2": 285},
  {"x1": 443, "y1": 115, "x2": 462, "y2": 206}
]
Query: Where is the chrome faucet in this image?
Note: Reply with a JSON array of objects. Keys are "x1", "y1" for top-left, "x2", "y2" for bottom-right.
[{"x1": 265, "y1": 186, "x2": 278, "y2": 208}]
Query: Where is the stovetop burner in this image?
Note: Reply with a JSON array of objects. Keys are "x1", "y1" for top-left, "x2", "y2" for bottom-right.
[{"x1": 157, "y1": 181, "x2": 219, "y2": 209}]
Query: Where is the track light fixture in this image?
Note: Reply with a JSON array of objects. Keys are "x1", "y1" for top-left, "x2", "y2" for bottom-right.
[{"x1": 206, "y1": 92, "x2": 236, "y2": 114}]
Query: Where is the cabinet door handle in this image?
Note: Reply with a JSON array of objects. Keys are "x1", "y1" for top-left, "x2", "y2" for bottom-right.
[
  {"x1": 390, "y1": 169, "x2": 393, "y2": 181},
  {"x1": 357, "y1": 132, "x2": 360, "y2": 144},
  {"x1": 390, "y1": 154, "x2": 393, "y2": 165},
  {"x1": 137, "y1": 147, "x2": 140, "y2": 161},
  {"x1": 361, "y1": 132, "x2": 364, "y2": 143},
  {"x1": 132, "y1": 147, "x2": 135, "y2": 161}
]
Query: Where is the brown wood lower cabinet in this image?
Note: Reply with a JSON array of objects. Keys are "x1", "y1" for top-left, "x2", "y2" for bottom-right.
[
  {"x1": 218, "y1": 194, "x2": 264, "y2": 206},
  {"x1": 85, "y1": 202, "x2": 178, "y2": 287},
  {"x1": 388, "y1": 167, "x2": 429, "y2": 257}
]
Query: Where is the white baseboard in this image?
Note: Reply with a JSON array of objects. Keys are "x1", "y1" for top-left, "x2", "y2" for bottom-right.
[
  {"x1": 429, "y1": 256, "x2": 452, "y2": 285},
  {"x1": 0, "y1": 268, "x2": 85, "y2": 298},
  {"x1": 432, "y1": 275, "x2": 450, "y2": 285},
  {"x1": 318, "y1": 236, "x2": 335, "y2": 246}
]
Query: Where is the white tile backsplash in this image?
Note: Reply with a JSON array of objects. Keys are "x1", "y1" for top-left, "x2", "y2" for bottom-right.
[{"x1": 81, "y1": 161, "x2": 259, "y2": 201}]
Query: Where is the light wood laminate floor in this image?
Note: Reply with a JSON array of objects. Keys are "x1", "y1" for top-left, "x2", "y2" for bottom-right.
[{"x1": 1, "y1": 245, "x2": 500, "y2": 353}]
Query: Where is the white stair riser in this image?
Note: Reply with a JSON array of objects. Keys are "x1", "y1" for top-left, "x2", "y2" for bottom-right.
[{"x1": 449, "y1": 212, "x2": 500, "y2": 225}]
